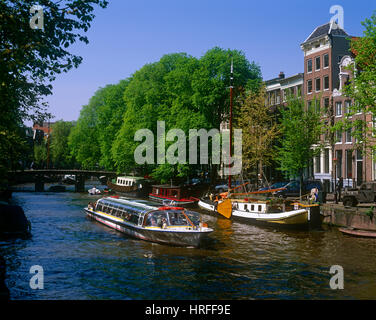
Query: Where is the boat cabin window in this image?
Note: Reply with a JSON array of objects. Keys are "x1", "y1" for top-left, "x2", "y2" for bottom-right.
[
  {"x1": 251, "y1": 205, "x2": 254, "y2": 211},
  {"x1": 97, "y1": 200, "x2": 142, "y2": 225},
  {"x1": 168, "y1": 211, "x2": 189, "y2": 226},
  {"x1": 258, "y1": 205, "x2": 262, "y2": 212},
  {"x1": 170, "y1": 210, "x2": 200, "y2": 227},
  {"x1": 144, "y1": 210, "x2": 200, "y2": 228},
  {"x1": 145, "y1": 211, "x2": 169, "y2": 228}
]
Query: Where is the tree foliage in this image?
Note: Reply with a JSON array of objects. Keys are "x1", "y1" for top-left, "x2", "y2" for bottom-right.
[
  {"x1": 68, "y1": 93, "x2": 102, "y2": 169},
  {"x1": 236, "y1": 85, "x2": 279, "y2": 176},
  {"x1": 110, "y1": 48, "x2": 261, "y2": 181},
  {"x1": 276, "y1": 97, "x2": 323, "y2": 181},
  {"x1": 0, "y1": 0, "x2": 108, "y2": 183},
  {"x1": 343, "y1": 11, "x2": 376, "y2": 156},
  {"x1": 50, "y1": 120, "x2": 75, "y2": 168}
]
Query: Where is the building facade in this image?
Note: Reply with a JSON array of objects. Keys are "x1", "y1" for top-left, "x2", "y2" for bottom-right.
[
  {"x1": 265, "y1": 20, "x2": 375, "y2": 190},
  {"x1": 300, "y1": 21, "x2": 357, "y2": 191},
  {"x1": 265, "y1": 71, "x2": 304, "y2": 112}
]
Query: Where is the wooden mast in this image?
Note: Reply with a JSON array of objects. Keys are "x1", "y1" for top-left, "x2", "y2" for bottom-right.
[{"x1": 228, "y1": 56, "x2": 233, "y2": 191}]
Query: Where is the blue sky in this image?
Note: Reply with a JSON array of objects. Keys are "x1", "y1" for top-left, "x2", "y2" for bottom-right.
[{"x1": 42, "y1": 0, "x2": 375, "y2": 123}]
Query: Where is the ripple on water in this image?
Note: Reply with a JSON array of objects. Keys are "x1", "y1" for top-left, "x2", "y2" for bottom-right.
[{"x1": 1, "y1": 192, "x2": 376, "y2": 299}]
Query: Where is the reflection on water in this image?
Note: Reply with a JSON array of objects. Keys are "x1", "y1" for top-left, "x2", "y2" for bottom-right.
[{"x1": 1, "y1": 191, "x2": 376, "y2": 299}]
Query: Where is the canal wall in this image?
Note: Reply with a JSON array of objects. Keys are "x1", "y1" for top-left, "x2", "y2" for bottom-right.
[
  {"x1": 0, "y1": 256, "x2": 9, "y2": 300},
  {"x1": 0, "y1": 194, "x2": 29, "y2": 300},
  {"x1": 322, "y1": 203, "x2": 376, "y2": 231}
]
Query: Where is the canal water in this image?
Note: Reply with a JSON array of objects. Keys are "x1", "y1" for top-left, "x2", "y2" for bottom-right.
[{"x1": 1, "y1": 188, "x2": 376, "y2": 300}]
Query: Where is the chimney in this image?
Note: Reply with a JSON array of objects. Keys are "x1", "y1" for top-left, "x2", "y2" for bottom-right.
[{"x1": 279, "y1": 71, "x2": 285, "y2": 79}]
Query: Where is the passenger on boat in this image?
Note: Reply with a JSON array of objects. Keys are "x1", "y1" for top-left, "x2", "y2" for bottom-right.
[
  {"x1": 161, "y1": 217, "x2": 167, "y2": 229},
  {"x1": 310, "y1": 187, "x2": 319, "y2": 202},
  {"x1": 146, "y1": 215, "x2": 158, "y2": 227}
]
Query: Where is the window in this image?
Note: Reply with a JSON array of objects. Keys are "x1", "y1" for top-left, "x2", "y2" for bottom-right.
[
  {"x1": 324, "y1": 97, "x2": 330, "y2": 114},
  {"x1": 315, "y1": 78, "x2": 321, "y2": 91},
  {"x1": 276, "y1": 92, "x2": 280, "y2": 104},
  {"x1": 346, "y1": 127, "x2": 352, "y2": 143},
  {"x1": 315, "y1": 100, "x2": 321, "y2": 113},
  {"x1": 336, "y1": 102, "x2": 342, "y2": 116},
  {"x1": 315, "y1": 154, "x2": 321, "y2": 173},
  {"x1": 307, "y1": 59, "x2": 312, "y2": 73},
  {"x1": 336, "y1": 130, "x2": 342, "y2": 143},
  {"x1": 307, "y1": 79, "x2": 312, "y2": 94},
  {"x1": 324, "y1": 76, "x2": 329, "y2": 90},
  {"x1": 344, "y1": 100, "x2": 351, "y2": 114},
  {"x1": 346, "y1": 150, "x2": 353, "y2": 179},
  {"x1": 336, "y1": 150, "x2": 343, "y2": 178},
  {"x1": 307, "y1": 100, "x2": 313, "y2": 111},
  {"x1": 324, "y1": 149, "x2": 330, "y2": 173},
  {"x1": 315, "y1": 56, "x2": 321, "y2": 70},
  {"x1": 324, "y1": 54, "x2": 329, "y2": 68}
]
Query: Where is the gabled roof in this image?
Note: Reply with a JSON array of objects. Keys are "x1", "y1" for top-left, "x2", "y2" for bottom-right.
[{"x1": 303, "y1": 21, "x2": 348, "y2": 44}]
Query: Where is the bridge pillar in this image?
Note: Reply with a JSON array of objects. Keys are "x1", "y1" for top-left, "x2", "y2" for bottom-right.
[
  {"x1": 75, "y1": 175, "x2": 85, "y2": 192},
  {"x1": 35, "y1": 175, "x2": 44, "y2": 192}
]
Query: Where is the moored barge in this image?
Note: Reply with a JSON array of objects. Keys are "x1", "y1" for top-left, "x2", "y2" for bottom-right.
[{"x1": 149, "y1": 185, "x2": 200, "y2": 207}]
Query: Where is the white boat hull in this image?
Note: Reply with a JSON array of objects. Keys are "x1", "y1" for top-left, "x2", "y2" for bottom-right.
[
  {"x1": 198, "y1": 199, "x2": 216, "y2": 212},
  {"x1": 84, "y1": 208, "x2": 213, "y2": 247},
  {"x1": 198, "y1": 198, "x2": 322, "y2": 228}
]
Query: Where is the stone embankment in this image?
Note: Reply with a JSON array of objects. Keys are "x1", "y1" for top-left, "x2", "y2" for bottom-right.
[{"x1": 322, "y1": 202, "x2": 376, "y2": 231}]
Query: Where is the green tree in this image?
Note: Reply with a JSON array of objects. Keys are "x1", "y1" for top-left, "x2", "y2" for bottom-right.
[
  {"x1": 191, "y1": 47, "x2": 262, "y2": 129},
  {"x1": 276, "y1": 97, "x2": 323, "y2": 196},
  {"x1": 236, "y1": 85, "x2": 280, "y2": 178},
  {"x1": 96, "y1": 80, "x2": 130, "y2": 170},
  {"x1": 50, "y1": 120, "x2": 75, "y2": 168},
  {"x1": 68, "y1": 94, "x2": 103, "y2": 169},
  {"x1": 343, "y1": 11, "x2": 376, "y2": 157},
  {"x1": 111, "y1": 48, "x2": 261, "y2": 182},
  {"x1": 33, "y1": 141, "x2": 47, "y2": 169},
  {"x1": 0, "y1": 0, "x2": 108, "y2": 183}
]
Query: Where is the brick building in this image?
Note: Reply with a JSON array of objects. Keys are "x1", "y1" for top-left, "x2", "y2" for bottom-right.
[
  {"x1": 330, "y1": 55, "x2": 375, "y2": 188},
  {"x1": 300, "y1": 21, "x2": 356, "y2": 192},
  {"x1": 300, "y1": 21, "x2": 376, "y2": 191}
]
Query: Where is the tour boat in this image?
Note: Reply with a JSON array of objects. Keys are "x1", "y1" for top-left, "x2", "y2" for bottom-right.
[
  {"x1": 107, "y1": 176, "x2": 151, "y2": 197},
  {"x1": 198, "y1": 196, "x2": 322, "y2": 229},
  {"x1": 149, "y1": 185, "x2": 200, "y2": 207},
  {"x1": 84, "y1": 196, "x2": 213, "y2": 247}
]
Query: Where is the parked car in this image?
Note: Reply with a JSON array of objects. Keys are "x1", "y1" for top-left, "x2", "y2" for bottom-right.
[
  {"x1": 342, "y1": 182, "x2": 376, "y2": 207},
  {"x1": 258, "y1": 181, "x2": 289, "y2": 191},
  {"x1": 273, "y1": 180, "x2": 326, "y2": 202},
  {"x1": 215, "y1": 180, "x2": 250, "y2": 193}
]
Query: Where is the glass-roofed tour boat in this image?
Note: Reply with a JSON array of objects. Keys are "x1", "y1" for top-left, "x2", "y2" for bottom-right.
[{"x1": 84, "y1": 196, "x2": 213, "y2": 247}]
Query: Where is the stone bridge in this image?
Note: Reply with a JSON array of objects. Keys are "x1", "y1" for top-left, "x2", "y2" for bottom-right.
[{"x1": 7, "y1": 169, "x2": 118, "y2": 192}]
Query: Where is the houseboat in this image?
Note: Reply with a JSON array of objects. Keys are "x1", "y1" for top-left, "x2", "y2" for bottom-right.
[
  {"x1": 107, "y1": 176, "x2": 151, "y2": 197},
  {"x1": 84, "y1": 196, "x2": 213, "y2": 247},
  {"x1": 149, "y1": 185, "x2": 200, "y2": 207},
  {"x1": 198, "y1": 196, "x2": 322, "y2": 229}
]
